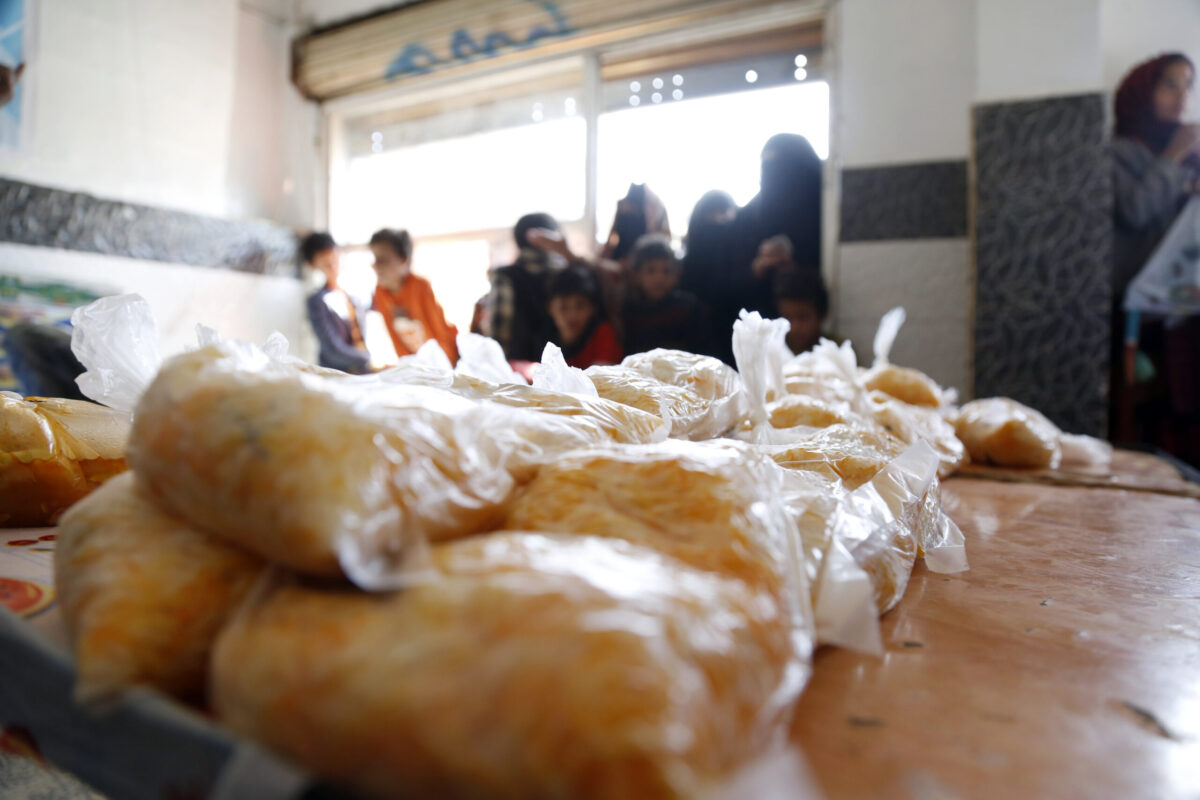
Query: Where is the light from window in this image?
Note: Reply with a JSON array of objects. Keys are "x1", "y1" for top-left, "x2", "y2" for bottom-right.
[
  {"x1": 333, "y1": 117, "x2": 586, "y2": 243},
  {"x1": 596, "y1": 82, "x2": 829, "y2": 243}
]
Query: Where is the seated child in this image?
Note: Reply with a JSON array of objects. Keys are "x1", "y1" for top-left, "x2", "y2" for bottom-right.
[
  {"x1": 547, "y1": 265, "x2": 622, "y2": 369},
  {"x1": 773, "y1": 268, "x2": 830, "y2": 355},
  {"x1": 302, "y1": 232, "x2": 372, "y2": 374},
  {"x1": 621, "y1": 234, "x2": 713, "y2": 356},
  {"x1": 370, "y1": 228, "x2": 459, "y2": 364}
]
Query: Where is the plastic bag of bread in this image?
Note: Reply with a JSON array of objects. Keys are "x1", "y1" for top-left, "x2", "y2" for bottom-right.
[
  {"x1": 783, "y1": 338, "x2": 869, "y2": 410},
  {"x1": 754, "y1": 423, "x2": 906, "y2": 489},
  {"x1": 212, "y1": 532, "x2": 807, "y2": 800},
  {"x1": 454, "y1": 332, "x2": 526, "y2": 385},
  {"x1": 868, "y1": 391, "x2": 967, "y2": 478},
  {"x1": 586, "y1": 349, "x2": 747, "y2": 440},
  {"x1": 129, "y1": 341, "x2": 605, "y2": 589},
  {"x1": 55, "y1": 472, "x2": 263, "y2": 702},
  {"x1": 767, "y1": 436, "x2": 962, "y2": 613},
  {"x1": 0, "y1": 392, "x2": 129, "y2": 526},
  {"x1": 861, "y1": 307, "x2": 955, "y2": 409},
  {"x1": 775, "y1": 466, "x2": 881, "y2": 653},
  {"x1": 504, "y1": 440, "x2": 810, "y2": 636},
  {"x1": 915, "y1": 476, "x2": 968, "y2": 573},
  {"x1": 732, "y1": 311, "x2": 793, "y2": 424},
  {"x1": 764, "y1": 394, "x2": 855, "y2": 431},
  {"x1": 953, "y1": 397, "x2": 1111, "y2": 469}
]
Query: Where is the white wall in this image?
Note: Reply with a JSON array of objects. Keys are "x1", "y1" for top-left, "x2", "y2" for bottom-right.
[
  {"x1": 0, "y1": 244, "x2": 311, "y2": 359},
  {"x1": 0, "y1": 0, "x2": 238, "y2": 217},
  {"x1": 229, "y1": 0, "x2": 322, "y2": 228},
  {"x1": 0, "y1": 0, "x2": 322, "y2": 365},
  {"x1": 830, "y1": 0, "x2": 977, "y2": 396},
  {"x1": 1100, "y1": 0, "x2": 1200, "y2": 92},
  {"x1": 836, "y1": 0, "x2": 975, "y2": 167},
  {"x1": 976, "y1": 0, "x2": 1102, "y2": 103}
]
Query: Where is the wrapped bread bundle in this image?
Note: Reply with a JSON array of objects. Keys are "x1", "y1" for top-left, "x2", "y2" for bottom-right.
[
  {"x1": 756, "y1": 423, "x2": 906, "y2": 489},
  {"x1": 765, "y1": 434, "x2": 962, "y2": 615},
  {"x1": 952, "y1": 397, "x2": 1063, "y2": 468},
  {"x1": 0, "y1": 393, "x2": 129, "y2": 526},
  {"x1": 212, "y1": 533, "x2": 805, "y2": 800},
  {"x1": 775, "y1": 466, "x2": 881, "y2": 653},
  {"x1": 448, "y1": 372, "x2": 668, "y2": 445},
  {"x1": 868, "y1": 392, "x2": 967, "y2": 478},
  {"x1": 129, "y1": 342, "x2": 608, "y2": 589},
  {"x1": 861, "y1": 364, "x2": 943, "y2": 408},
  {"x1": 55, "y1": 473, "x2": 263, "y2": 701},
  {"x1": 587, "y1": 349, "x2": 747, "y2": 440},
  {"x1": 504, "y1": 440, "x2": 808, "y2": 627},
  {"x1": 764, "y1": 394, "x2": 853, "y2": 430}
]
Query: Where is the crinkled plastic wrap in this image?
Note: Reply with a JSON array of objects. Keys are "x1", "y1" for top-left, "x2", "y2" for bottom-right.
[
  {"x1": 775, "y1": 466, "x2": 881, "y2": 654},
  {"x1": 128, "y1": 341, "x2": 617, "y2": 589},
  {"x1": 586, "y1": 349, "x2": 747, "y2": 440},
  {"x1": 764, "y1": 433, "x2": 962, "y2": 617},
  {"x1": 449, "y1": 371, "x2": 669, "y2": 445},
  {"x1": 953, "y1": 397, "x2": 1063, "y2": 469},
  {"x1": 0, "y1": 392, "x2": 130, "y2": 526},
  {"x1": 764, "y1": 394, "x2": 854, "y2": 430},
  {"x1": 867, "y1": 392, "x2": 967, "y2": 478},
  {"x1": 212, "y1": 532, "x2": 807, "y2": 800},
  {"x1": 755, "y1": 423, "x2": 906, "y2": 489},
  {"x1": 55, "y1": 472, "x2": 263, "y2": 702},
  {"x1": 505, "y1": 440, "x2": 810, "y2": 631},
  {"x1": 454, "y1": 332, "x2": 526, "y2": 385},
  {"x1": 733, "y1": 311, "x2": 793, "y2": 423}
]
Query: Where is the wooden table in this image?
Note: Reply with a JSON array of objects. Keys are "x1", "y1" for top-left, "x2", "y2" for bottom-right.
[{"x1": 791, "y1": 452, "x2": 1200, "y2": 799}]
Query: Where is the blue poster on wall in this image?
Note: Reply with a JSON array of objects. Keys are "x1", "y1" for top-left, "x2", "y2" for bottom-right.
[{"x1": 0, "y1": 0, "x2": 27, "y2": 151}]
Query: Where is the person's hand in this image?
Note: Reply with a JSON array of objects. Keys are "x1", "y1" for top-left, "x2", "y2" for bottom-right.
[
  {"x1": 526, "y1": 228, "x2": 575, "y2": 261},
  {"x1": 1164, "y1": 123, "x2": 1200, "y2": 163},
  {"x1": 0, "y1": 63, "x2": 25, "y2": 108}
]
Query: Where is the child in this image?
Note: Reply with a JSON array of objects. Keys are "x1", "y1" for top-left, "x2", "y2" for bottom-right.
[
  {"x1": 546, "y1": 265, "x2": 622, "y2": 369},
  {"x1": 621, "y1": 234, "x2": 713, "y2": 356},
  {"x1": 773, "y1": 268, "x2": 830, "y2": 355},
  {"x1": 369, "y1": 228, "x2": 459, "y2": 364},
  {"x1": 301, "y1": 232, "x2": 371, "y2": 374}
]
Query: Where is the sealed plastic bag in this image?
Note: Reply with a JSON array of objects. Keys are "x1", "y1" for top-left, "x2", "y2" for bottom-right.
[
  {"x1": 732, "y1": 311, "x2": 793, "y2": 425},
  {"x1": 860, "y1": 307, "x2": 954, "y2": 409},
  {"x1": 775, "y1": 466, "x2": 882, "y2": 654},
  {"x1": 212, "y1": 532, "x2": 807, "y2": 800},
  {"x1": 128, "y1": 341, "x2": 611, "y2": 588},
  {"x1": 55, "y1": 473, "x2": 263, "y2": 702},
  {"x1": 454, "y1": 332, "x2": 526, "y2": 385},
  {"x1": 449, "y1": 371, "x2": 669, "y2": 445},
  {"x1": 587, "y1": 349, "x2": 747, "y2": 440},
  {"x1": 952, "y1": 397, "x2": 1112, "y2": 470},
  {"x1": 868, "y1": 391, "x2": 967, "y2": 478},
  {"x1": 71, "y1": 294, "x2": 162, "y2": 414},
  {"x1": 952, "y1": 397, "x2": 1062, "y2": 468},
  {"x1": 505, "y1": 439, "x2": 810, "y2": 634},
  {"x1": 0, "y1": 392, "x2": 130, "y2": 526},
  {"x1": 755, "y1": 423, "x2": 906, "y2": 489}
]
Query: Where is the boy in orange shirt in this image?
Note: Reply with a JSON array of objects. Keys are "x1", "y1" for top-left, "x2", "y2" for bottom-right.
[{"x1": 369, "y1": 228, "x2": 459, "y2": 364}]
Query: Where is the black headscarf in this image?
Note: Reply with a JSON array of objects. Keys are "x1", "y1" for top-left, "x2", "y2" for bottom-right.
[
  {"x1": 680, "y1": 189, "x2": 738, "y2": 301},
  {"x1": 744, "y1": 133, "x2": 823, "y2": 271}
]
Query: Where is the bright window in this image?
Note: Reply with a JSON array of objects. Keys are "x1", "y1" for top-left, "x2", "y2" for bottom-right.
[{"x1": 596, "y1": 81, "x2": 829, "y2": 240}]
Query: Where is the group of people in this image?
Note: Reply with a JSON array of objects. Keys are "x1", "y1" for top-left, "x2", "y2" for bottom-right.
[{"x1": 303, "y1": 132, "x2": 829, "y2": 377}]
